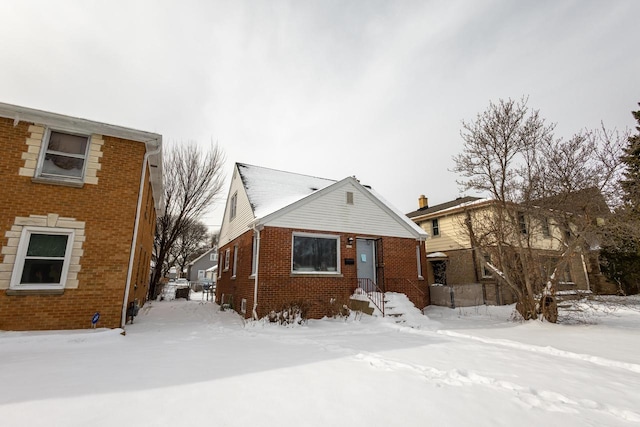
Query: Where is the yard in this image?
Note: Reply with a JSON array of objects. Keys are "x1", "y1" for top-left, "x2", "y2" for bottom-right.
[{"x1": 1, "y1": 294, "x2": 639, "y2": 426}]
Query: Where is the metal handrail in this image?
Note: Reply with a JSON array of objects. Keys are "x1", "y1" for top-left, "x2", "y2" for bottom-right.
[{"x1": 357, "y1": 278, "x2": 385, "y2": 316}]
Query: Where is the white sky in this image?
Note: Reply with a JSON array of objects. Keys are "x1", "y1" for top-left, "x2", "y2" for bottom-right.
[{"x1": 1, "y1": 1, "x2": 638, "y2": 230}]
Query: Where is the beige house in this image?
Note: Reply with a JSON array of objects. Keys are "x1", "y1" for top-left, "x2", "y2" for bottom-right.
[{"x1": 407, "y1": 195, "x2": 593, "y2": 307}]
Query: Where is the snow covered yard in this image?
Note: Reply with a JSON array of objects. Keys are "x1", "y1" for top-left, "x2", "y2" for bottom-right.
[{"x1": 1, "y1": 295, "x2": 639, "y2": 427}]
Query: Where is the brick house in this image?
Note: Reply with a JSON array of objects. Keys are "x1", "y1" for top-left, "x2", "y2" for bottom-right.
[
  {"x1": 407, "y1": 195, "x2": 594, "y2": 307},
  {"x1": 0, "y1": 102, "x2": 163, "y2": 330},
  {"x1": 216, "y1": 163, "x2": 429, "y2": 319}
]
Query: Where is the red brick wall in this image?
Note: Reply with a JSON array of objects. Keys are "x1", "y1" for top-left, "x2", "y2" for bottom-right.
[
  {"x1": 0, "y1": 117, "x2": 155, "y2": 330},
  {"x1": 217, "y1": 226, "x2": 428, "y2": 319}
]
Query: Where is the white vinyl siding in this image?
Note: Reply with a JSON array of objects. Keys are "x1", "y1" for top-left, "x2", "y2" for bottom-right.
[{"x1": 267, "y1": 181, "x2": 417, "y2": 238}]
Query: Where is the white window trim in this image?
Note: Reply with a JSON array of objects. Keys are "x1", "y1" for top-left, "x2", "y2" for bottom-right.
[
  {"x1": 229, "y1": 192, "x2": 238, "y2": 221},
  {"x1": 10, "y1": 226, "x2": 75, "y2": 290},
  {"x1": 36, "y1": 128, "x2": 90, "y2": 183},
  {"x1": 250, "y1": 233, "x2": 258, "y2": 277},
  {"x1": 416, "y1": 245, "x2": 424, "y2": 280},
  {"x1": 231, "y1": 245, "x2": 238, "y2": 278},
  {"x1": 431, "y1": 218, "x2": 440, "y2": 237},
  {"x1": 224, "y1": 248, "x2": 230, "y2": 271},
  {"x1": 291, "y1": 232, "x2": 341, "y2": 274}
]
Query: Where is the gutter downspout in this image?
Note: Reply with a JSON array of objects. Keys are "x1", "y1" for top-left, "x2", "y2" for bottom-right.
[
  {"x1": 252, "y1": 224, "x2": 261, "y2": 320},
  {"x1": 121, "y1": 143, "x2": 162, "y2": 332}
]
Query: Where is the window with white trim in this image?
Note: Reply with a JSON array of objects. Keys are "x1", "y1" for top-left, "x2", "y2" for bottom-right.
[
  {"x1": 224, "y1": 248, "x2": 230, "y2": 271},
  {"x1": 240, "y1": 298, "x2": 247, "y2": 314},
  {"x1": 38, "y1": 130, "x2": 90, "y2": 181},
  {"x1": 431, "y1": 218, "x2": 440, "y2": 237},
  {"x1": 292, "y1": 233, "x2": 339, "y2": 273},
  {"x1": 229, "y1": 192, "x2": 238, "y2": 220},
  {"x1": 416, "y1": 245, "x2": 424, "y2": 279},
  {"x1": 251, "y1": 233, "x2": 258, "y2": 276},
  {"x1": 232, "y1": 245, "x2": 238, "y2": 278},
  {"x1": 10, "y1": 227, "x2": 75, "y2": 290}
]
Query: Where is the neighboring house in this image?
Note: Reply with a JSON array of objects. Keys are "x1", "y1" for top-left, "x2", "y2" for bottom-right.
[
  {"x1": 0, "y1": 102, "x2": 163, "y2": 330},
  {"x1": 407, "y1": 195, "x2": 594, "y2": 307},
  {"x1": 187, "y1": 247, "x2": 218, "y2": 283},
  {"x1": 216, "y1": 163, "x2": 429, "y2": 319}
]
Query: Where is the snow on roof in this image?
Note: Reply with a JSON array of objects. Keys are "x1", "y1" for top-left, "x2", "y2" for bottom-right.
[
  {"x1": 366, "y1": 186, "x2": 429, "y2": 238},
  {"x1": 427, "y1": 252, "x2": 448, "y2": 258},
  {"x1": 237, "y1": 163, "x2": 336, "y2": 218}
]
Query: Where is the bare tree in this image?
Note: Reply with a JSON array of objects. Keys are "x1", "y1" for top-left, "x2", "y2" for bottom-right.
[
  {"x1": 149, "y1": 142, "x2": 225, "y2": 299},
  {"x1": 453, "y1": 97, "x2": 624, "y2": 321},
  {"x1": 167, "y1": 219, "x2": 210, "y2": 279}
]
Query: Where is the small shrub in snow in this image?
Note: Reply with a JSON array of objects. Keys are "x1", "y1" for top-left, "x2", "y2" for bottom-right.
[{"x1": 266, "y1": 300, "x2": 310, "y2": 326}]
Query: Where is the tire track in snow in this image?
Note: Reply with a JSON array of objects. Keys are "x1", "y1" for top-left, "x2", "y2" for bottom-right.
[
  {"x1": 352, "y1": 352, "x2": 640, "y2": 423},
  {"x1": 436, "y1": 330, "x2": 640, "y2": 374}
]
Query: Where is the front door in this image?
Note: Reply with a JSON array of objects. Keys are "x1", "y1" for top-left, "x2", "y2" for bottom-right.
[{"x1": 356, "y1": 238, "x2": 376, "y2": 292}]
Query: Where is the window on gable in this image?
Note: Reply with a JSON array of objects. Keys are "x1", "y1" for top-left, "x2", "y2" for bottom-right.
[
  {"x1": 230, "y1": 192, "x2": 238, "y2": 220},
  {"x1": 346, "y1": 191, "x2": 354, "y2": 205},
  {"x1": 39, "y1": 130, "x2": 90, "y2": 180},
  {"x1": 292, "y1": 233, "x2": 339, "y2": 273},
  {"x1": 431, "y1": 218, "x2": 440, "y2": 237},
  {"x1": 11, "y1": 227, "x2": 75, "y2": 290}
]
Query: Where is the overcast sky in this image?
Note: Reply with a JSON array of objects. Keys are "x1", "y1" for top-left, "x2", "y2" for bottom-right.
[{"x1": 1, "y1": 0, "x2": 638, "y2": 230}]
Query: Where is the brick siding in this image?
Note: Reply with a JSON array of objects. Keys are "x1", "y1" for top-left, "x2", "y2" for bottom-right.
[
  {"x1": 0, "y1": 117, "x2": 156, "y2": 330},
  {"x1": 217, "y1": 226, "x2": 428, "y2": 319}
]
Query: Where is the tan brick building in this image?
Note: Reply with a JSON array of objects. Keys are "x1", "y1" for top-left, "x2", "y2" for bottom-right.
[
  {"x1": 0, "y1": 102, "x2": 163, "y2": 330},
  {"x1": 216, "y1": 163, "x2": 429, "y2": 320}
]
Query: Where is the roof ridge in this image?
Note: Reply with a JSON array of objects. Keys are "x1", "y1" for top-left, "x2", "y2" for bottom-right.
[{"x1": 236, "y1": 162, "x2": 336, "y2": 183}]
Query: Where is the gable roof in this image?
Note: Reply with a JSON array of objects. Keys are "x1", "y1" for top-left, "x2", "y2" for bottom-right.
[
  {"x1": 407, "y1": 196, "x2": 484, "y2": 218},
  {"x1": 188, "y1": 247, "x2": 217, "y2": 266},
  {"x1": 237, "y1": 163, "x2": 335, "y2": 218},
  {"x1": 226, "y1": 163, "x2": 427, "y2": 241}
]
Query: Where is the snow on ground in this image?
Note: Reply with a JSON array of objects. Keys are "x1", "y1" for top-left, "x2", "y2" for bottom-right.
[{"x1": 1, "y1": 294, "x2": 639, "y2": 427}]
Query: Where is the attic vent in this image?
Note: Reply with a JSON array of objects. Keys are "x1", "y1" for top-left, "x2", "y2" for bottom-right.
[{"x1": 346, "y1": 191, "x2": 354, "y2": 205}]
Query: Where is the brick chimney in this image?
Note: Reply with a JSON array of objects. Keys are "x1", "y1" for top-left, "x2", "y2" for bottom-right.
[{"x1": 418, "y1": 195, "x2": 428, "y2": 209}]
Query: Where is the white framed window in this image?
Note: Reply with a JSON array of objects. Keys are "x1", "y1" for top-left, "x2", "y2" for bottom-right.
[
  {"x1": 198, "y1": 270, "x2": 205, "y2": 280},
  {"x1": 209, "y1": 253, "x2": 217, "y2": 262},
  {"x1": 251, "y1": 233, "x2": 258, "y2": 276},
  {"x1": 291, "y1": 232, "x2": 340, "y2": 273},
  {"x1": 37, "y1": 130, "x2": 90, "y2": 181},
  {"x1": 240, "y1": 298, "x2": 247, "y2": 314},
  {"x1": 416, "y1": 245, "x2": 424, "y2": 280},
  {"x1": 224, "y1": 248, "x2": 230, "y2": 271},
  {"x1": 232, "y1": 245, "x2": 238, "y2": 278},
  {"x1": 10, "y1": 226, "x2": 75, "y2": 290},
  {"x1": 229, "y1": 192, "x2": 238, "y2": 220},
  {"x1": 431, "y1": 218, "x2": 440, "y2": 237}
]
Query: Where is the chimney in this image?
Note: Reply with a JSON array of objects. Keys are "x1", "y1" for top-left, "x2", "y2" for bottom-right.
[{"x1": 418, "y1": 195, "x2": 428, "y2": 209}]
